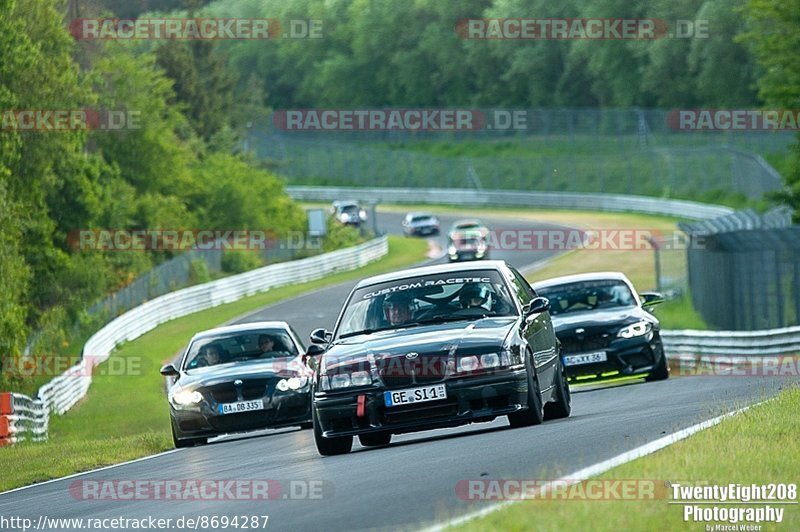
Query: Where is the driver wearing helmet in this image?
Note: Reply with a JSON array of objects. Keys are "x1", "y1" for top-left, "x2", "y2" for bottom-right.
[
  {"x1": 383, "y1": 293, "x2": 414, "y2": 326},
  {"x1": 459, "y1": 283, "x2": 491, "y2": 310}
]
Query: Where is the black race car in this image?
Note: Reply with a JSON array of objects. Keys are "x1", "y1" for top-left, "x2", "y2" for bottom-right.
[
  {"x1": 533, "y1": 272, "x2": 668, "y2": 383},
  {"x1": 308, "y1": 260, "x2": 571, "y2": 456},
  {"x1": 160, "y1": 321, "x2": 314, "y2": 448}
]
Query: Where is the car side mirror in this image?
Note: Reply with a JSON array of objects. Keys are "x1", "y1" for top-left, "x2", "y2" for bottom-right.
[
  {"x1": 305, "y1": 344, "x2": 326, "y2": 356},
  {"x1": 160, "y1": 363, "x2": 179, "y2": 377},
  {"x1": 640, "y1": 292, "x2": 664, "y2": 308},
  {"x1": 310, "y1": 328, "x2": 332, "y2": 345},
  {"x1": 303, "y1": 344, "x2": 325, "y2": 370},
  {"x1": 524, "y1": 297, "x2": 550, "y2": 318}
]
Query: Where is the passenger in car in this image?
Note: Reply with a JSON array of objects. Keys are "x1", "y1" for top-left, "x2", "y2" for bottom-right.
[{"x1": 258, "y1": 334, "x2": 292, "y2": 357}]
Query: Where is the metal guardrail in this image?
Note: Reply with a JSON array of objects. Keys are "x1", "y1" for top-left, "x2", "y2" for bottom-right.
[
  {"x1": 0, "y1": 393, "x2": 48, "y2": 446},
  {"x1": 662, "y1": 327, "x2": 800, "y2": 356},
  {"x1": 1, "y1": 237, "x2": 388, "y2": 444},
  {"x1": 286, "y1": 186, "x2": 734, "y2": 220}
]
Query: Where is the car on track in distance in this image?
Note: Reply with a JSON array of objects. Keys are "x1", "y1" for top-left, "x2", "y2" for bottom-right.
[
  {"x1": 160, "y1": 321, "x2": 315, "y2": 448},
  {"x1": 447, "y1": 230, "x2": 490, "y2": 262},
  {"x1": 447, "y1": 219, "x2": 491, "y2": 261},
  {"x1": 447, "y1": 219, "x2": 490, "y2": 241},
  {"x1": 533, "y1": 272, "x2": 668, "y2": 383},
  {"x1": 308, "y1": 260, "x2": 571, "y2": 456},
  {"x1": 331, "y1": 200, "x2": 368, "y2": 226},
  {"x1": 402, "y1": 212, "x2": 440, "y2": 236}
]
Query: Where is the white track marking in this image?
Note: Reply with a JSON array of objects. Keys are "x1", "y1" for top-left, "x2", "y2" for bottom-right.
[{"x1": 422, "y1": 402, "x2": 762, "y2": 531}]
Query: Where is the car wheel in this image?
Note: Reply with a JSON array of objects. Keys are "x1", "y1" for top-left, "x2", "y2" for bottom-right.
[
  {"x1": 312, "y1": 406, "x2": 353, "y2": 456},
  {"x1": 299, "y1": 422, "x2": 313, "y2": 430},
  {"x1": 508, "y1": 354, "x2": 544, "y2": 428},
  {"x1": 171, "y1": 422, "x2": 207, "y2": 448},
  {"x1": 645, "y1": 335, "x2": 670, "y2": 381},
  {"x1": 544, "y1": 357, "x2": 571, "y2": 420},
  {"x1": 358, "y1": 432, "x2": 392, "y2": 447}
]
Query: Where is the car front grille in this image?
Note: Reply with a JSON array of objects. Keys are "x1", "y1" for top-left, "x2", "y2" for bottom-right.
[
  {"x1": 375, "y1": 354, "x2": 448, "y2": 388},
  {"x1": 560, "y1": 333, "x2": 613, "y2": 353},
  {"x1": 201, "y1": 380, "x2": 270, "y2": 403}
]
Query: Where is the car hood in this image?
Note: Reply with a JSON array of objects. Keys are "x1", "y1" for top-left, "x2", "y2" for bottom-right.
[
  {"x1": 178, "y1": 357, "x2": 306, "y2": 389},
  {"x1": 324, "y1": 317, "x2": 517, "y2": 367},
  {"x1": 550, "y1": 306, "x2": 653, "y2": 333}
]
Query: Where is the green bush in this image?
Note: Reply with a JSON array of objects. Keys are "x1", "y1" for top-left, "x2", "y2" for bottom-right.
[
  {"x1": 221, "y1": 250, "x2": 264, "y2": 273},
  {"x1": 322, "y1": 217, "x2": 365, "y2": 252},
  {"x1": 188, "y1": 259, "x2": 211, "y2": 284}
]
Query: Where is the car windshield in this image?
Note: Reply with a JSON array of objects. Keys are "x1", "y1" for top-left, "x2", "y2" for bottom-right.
[
  {"x1": 411, "y1": 215, "x2": 433, "y2": 223},
  {"x1": 184, "y1": 329, "x2": 298, "y2": 370},
  {"x1": 537, "y1": 280, "x2": 636, "y2": 315},
  {"x1": 335, "y1": 270, "x2": 516, "y2": 339},
  {"x1": 454, "y1": 236, "x2": 481, "y2": 247},
  {"x1": 454, "y1": 222, "x2": 480, "y2": 230},
  {"x1": 341, "y1": 205, "x2": 360, "y2": 214}
]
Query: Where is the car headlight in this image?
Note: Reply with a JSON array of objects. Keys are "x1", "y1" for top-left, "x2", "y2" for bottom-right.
[
  {"x1": 457, "y1": 356, "x2": 479, "y2": 373},
  {"x1": 448, "y1": 245, "x2": 457, "y2": 255},
  {"x1": 480, "y1": 353, "x2": 500, "y2": 368},
  {"x1": 322, "y1": 370, "x2": 373, "y2": 390},
  {"x1": 171, "y1": 389, "x2": 203, "y2": 406},
  {"x1": 617, "y1": 321, "x2": 652, "y2": 339},
  {"x1": 276, "y1": 376, "x2": 309, "y2": 392},
  {"x1": 456, "y1": 350, "x2": 511, "y2": 374}
]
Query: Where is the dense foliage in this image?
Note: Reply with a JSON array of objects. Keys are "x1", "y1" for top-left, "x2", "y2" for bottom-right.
[{"x1": 0, "y1": 0, "x2": 306, "y2": 384}]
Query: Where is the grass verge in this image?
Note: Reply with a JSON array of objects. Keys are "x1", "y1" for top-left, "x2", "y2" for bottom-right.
[
  {"x1": 0, "y1": 236, "x2": 427, "y2": 492},
  {"x1": 279, "y1": 135, "x2": 783, "y2": 208},
  {"x1": 458, "y1": 385, "x2": 800, "y2": 531}
]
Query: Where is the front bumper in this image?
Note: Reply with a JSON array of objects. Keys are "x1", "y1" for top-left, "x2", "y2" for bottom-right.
[
  {"x1": 563, "y1": 335, "x2": 662, "y2": 382},
  {"x1": 407, "y1": 225, "x2": 439, "y2": 236},
  {"x1": 448, "y1": 249, "x2": 488, "y2": 262},
  {"x1": 171, "y1": 392, "x2": 311, "y2": 439},
  {"x1": 314, "y1": 370, "x2": 527, "y2": 438}
]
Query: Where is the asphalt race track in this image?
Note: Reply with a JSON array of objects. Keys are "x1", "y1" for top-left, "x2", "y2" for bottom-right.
[{"x1": 0, "y1": 209, "x2": 794, "y2": 531}]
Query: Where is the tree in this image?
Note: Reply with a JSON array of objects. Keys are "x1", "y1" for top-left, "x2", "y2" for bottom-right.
[
  {"x1": 741, "y1": 0, "x2": 800, "y2": 220},
  {"x1": 155, "y1": 40, "x2": 236, "y2": 141}
]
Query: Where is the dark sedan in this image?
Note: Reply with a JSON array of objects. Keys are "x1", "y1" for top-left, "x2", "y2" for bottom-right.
[
  {"x1": 160, "y1": 321, "x2": 314, "y2": 448},
  {"x1": 308, "y1": 260, "x2": 571, "y2": 456},
  {"x1": 533, "y1": 272, "x2": 668, "y2": 383}
]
